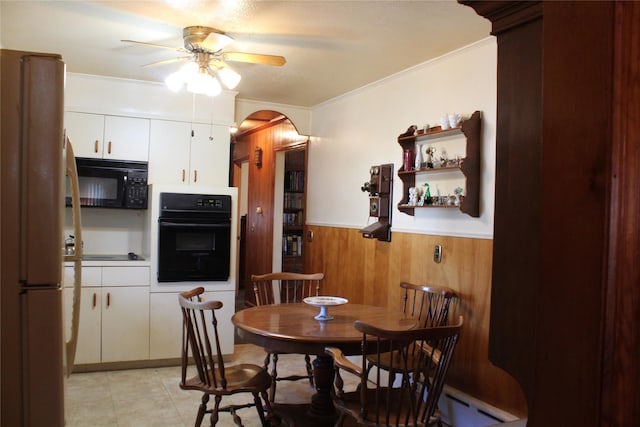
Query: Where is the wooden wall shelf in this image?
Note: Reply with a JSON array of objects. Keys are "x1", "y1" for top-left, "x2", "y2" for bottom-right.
[{"x1": 397, "y1": 110, "x2": 481, "y2": 217}]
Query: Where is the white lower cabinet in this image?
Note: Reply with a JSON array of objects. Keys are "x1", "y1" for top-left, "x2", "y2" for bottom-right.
[
  {"x1": 64, "y1": 265, "x2": 150, "y2": 365},
  {"x1": 149, "y1": 290, "x2": 235, "y2": 360},
  {"x1": 101, "y1": 286, "x2": 149, "y2": 362},
  {"x1": 64, "y1": 286, "x2": 101, "y2": 364}
]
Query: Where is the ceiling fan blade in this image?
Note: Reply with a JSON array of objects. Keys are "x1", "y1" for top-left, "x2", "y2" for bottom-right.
[
  {"x1": 121, "y1": 39, "x2": 188, "y2": 53},
  {"x1": 142, "y1": 56, "x2": 191, "y2": 68},
  {"x1": 222, "y1": 52, "x2": 286, "y2": 66}
]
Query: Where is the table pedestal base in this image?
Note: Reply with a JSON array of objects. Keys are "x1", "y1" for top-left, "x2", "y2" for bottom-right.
[{"x1": 273, "y1": 355, "x2": 340, "y2": 427}]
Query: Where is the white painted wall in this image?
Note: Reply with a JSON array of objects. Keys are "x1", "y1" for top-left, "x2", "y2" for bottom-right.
[
  {"x1": 272, "y1": 151, "x2": 286, "y2": 271},
  {"x1": 307, "y1": 38, "x2": 497, "y2": 239}
]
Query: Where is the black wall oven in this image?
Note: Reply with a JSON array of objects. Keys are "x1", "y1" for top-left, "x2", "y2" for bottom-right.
[{"x1": 157, "y1": 192, "x2": 231, "y2": 282}]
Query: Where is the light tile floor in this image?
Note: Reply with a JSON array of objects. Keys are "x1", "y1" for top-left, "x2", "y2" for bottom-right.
[{"x1": 65, "y1": 344, "x2": 321, "y2": 427}]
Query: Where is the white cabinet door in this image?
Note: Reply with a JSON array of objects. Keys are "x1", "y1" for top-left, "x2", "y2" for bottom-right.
[
  {"x1": 149, "y1": 292, "x2": 182, "y2": 359},
  {"x1": 65, "y1": 113, "x2": 150, "y2": 161},
  {"x1": 64, "y1": 265, "x2": 151, "y2": 364},
  {"x1": 101, "y1": 286, "x2": 150, "y2": 363},
  {"x1": 103, "y1": 116, "x2": 150, "y2": 162},
  {"x1": 64, "y1": 112, "x2": 105, "y2": 159},
  {"x1": 64, "y1": 286, "x2": 102, "y2": 365},
  {"x1": 190, "y1": 124, "x2": 231, "y2": 187},
  {"x1": 149, "y1": 290, "x2": 235, "y2": 360},
  {"x1": 148, "y1": 119, "x2": 191, "y2": 185}
]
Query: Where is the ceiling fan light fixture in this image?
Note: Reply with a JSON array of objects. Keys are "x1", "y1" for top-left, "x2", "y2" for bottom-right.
[
  {"x1": 165, "y1": 60, "x2": 200, "y2": 92},
  {"x1": 186, "y1": 68, "x2": 221, "y2": 97},
  {"x1": 165, "y1": 70, "x2": 184, "y2": 92},
  {"x1": 216, "y1": 66, "x2": 241, "y2": 90}
]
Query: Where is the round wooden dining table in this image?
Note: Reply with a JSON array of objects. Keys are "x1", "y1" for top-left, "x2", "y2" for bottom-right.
[{"x1": 232, "y1": 302, "x2": 416, "y2": 426}]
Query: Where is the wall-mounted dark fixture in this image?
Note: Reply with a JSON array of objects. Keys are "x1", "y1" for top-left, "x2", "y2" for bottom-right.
[
  {"x1": 359, "y1": 163, "x2": 393, "y2": 242},
  {"x1": 254, "y1": 147, "x2": 263, "y2": 168}
]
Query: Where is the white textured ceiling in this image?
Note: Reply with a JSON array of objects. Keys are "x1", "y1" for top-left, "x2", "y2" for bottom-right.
[{"x1": 0, "y1": 1, "x2": 490, "y2": 108}]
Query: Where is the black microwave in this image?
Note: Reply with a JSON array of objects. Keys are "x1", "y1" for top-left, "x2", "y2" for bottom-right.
[{"x1": 66, "y1": 157, "x2": 148, "y2": 209}]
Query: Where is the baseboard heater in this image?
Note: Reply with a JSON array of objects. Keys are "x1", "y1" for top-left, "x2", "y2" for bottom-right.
[{"x1": 437, "y1": 384, "x2": 523, "y2": 426}]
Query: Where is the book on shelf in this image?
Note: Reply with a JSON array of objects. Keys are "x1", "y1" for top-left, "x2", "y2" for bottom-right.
[{"x1": 284, "y1": 170, "x2": 305, "y2": 191}]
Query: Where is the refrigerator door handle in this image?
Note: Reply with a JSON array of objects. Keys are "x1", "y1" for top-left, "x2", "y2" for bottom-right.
[{"x1": 64, "y1": 137, "x2": 83, "y2": 375}]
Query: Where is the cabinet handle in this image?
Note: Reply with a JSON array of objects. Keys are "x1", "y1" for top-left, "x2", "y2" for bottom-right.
[
  {"x1": 106, "y1": 292, "x2": 111, "y2": 307},
  {"x1": 94, "y1": 140, "x2": 99, "y2": 153},
  {"x1": 194, "y1": 170, "x2": 198, "y2": 182},
  {"x1": 182, "y1": 169, "x2": 186, "y2": 182},
  {"x1": 92, "y1": 293, "x2": 97, "y2": 308},
  {"x1": 108, "y1": 141, "x2": 112, "y2": 154}
]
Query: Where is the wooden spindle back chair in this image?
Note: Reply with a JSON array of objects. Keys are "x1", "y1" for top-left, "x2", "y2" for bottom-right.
[
  {"x1": 326, "y1": 317, "x2": 463, "y2": 427},
  {"x1": 367, "y1": 282, "x2": 459, "y2": 375},
  {"x1": 179, "y1": 287, "x2": 273, "y2": 427}
]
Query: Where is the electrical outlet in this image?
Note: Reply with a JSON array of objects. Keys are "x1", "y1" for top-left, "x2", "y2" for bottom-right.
[{"x1": 434, "y1": 244, "x2": 442, "y2": 263}]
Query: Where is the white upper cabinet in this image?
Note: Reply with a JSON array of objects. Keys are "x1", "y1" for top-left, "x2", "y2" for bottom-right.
[
  {"x1": 103, "y1": 116, "x2": 150, "y2": 162},
  {"x1": 65, "y1": 112, "x2": 150, "y2": 162},
  {"x1": 190, "y1": 123, "x2": 231, "y2": 187},
  {"x1": 148, "y1": 120, "x2": 191, "y2": 185},
  {"x1": 149, "y1": 119, "x2": 230, "y2": 187}
]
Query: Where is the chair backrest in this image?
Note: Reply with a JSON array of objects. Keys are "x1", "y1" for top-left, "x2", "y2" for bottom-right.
[
  {"x1": 252, "y1": 272, "x2": 324, "y2": 306},
  {"x1": 400, "y1": 282, "x2": 458, "y2": 328},
  {"x1": 355, "y1": 317, "x2": 464, "y2": 426},
  {"x1": 179, "y1": 287, "x2": 227, "y2": 390}
]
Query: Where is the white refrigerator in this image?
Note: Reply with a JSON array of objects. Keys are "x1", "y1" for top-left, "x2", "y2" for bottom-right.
[{"x1": 1, "y1": 49, "x2": 67, "y2": 426}]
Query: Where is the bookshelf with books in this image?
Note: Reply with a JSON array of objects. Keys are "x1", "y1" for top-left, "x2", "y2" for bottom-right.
[{"x1": 282, "y1": 150, "x2": 305, "y2": 273}]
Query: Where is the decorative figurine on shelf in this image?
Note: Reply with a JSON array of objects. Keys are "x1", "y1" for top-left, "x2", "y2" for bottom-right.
[
  {"x1": 423, "y1": 182, "x2": 432, "y2": 205},
  {"x1": 454, "y1": 187, "x2": 464, "y2": 206},
  {"x1": 414, "y1": 145, "x2": 422, "y2": 170},
  {"x1": 408, "y1": 187, "x2": 420, "y2": 206},
  {"x1": 439, "y1": 148, "x2": 449, "y2": 167},
  {"x1": 425, "y1": 146, "x2": 436, "y2": 168}
]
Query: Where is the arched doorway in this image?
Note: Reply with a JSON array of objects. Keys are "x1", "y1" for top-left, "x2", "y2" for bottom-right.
[{"x1": 231, "y1": 110, "x2": 308, "y2": 308}]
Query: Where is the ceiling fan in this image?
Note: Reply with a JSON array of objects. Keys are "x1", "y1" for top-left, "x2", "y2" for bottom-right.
[{"x1": 122, "y1": 26, "x2": 286, "y2": 96}]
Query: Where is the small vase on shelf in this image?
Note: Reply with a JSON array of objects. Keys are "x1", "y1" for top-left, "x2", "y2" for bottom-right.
[
  {"x1": 403, "y1": 149, "x2": 413, "y2": 172},
  {"x1": 414, "y1": 145, "x2": 422, "y2": 170}
]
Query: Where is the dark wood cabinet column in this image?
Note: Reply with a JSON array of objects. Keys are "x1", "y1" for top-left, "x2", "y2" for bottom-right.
[{"x1": 461, "y1": 1, "x2": 640, "y2": 426}]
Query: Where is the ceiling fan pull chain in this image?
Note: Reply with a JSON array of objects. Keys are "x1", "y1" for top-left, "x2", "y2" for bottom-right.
[{"x1": 191, "y1": 92, "x2": 196, "y2": 124}]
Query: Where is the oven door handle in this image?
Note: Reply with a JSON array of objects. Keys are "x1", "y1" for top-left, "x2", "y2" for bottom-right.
[{"x1": 158, "y1": 222, "x2": 230, "y2": 228}]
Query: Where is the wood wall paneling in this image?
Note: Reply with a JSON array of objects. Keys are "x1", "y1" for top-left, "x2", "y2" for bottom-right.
[
  {"x1": 233, "y1": 118, "x2": 308, "y2": 306},
  {"x1": 490, "y1": 9, "x2": 542, "y2": 407},
  {"x1": 537, "y1": 3, "x2": 612, "y2": 425},
  {"x1": 602, "y1": 2, "x2": 640, "y2": 426}
]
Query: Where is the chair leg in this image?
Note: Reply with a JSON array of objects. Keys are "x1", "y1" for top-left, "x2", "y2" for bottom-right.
[
  {"x1": 269, "y1": 353, "x2": 279, "y2": 402},
  {"x1": 209, "y1": 395, "x2": 222, "y2": 427},
  {"x1": 253, "y1": 391, "x2": 271, "y2": 427},
  {"x1": 304, "y1": 354, "x2": 314, "y2": 387},
  {"x1": 261, "y1": 390, "x2": 277, "y2": 426},
  {"x1": 264, "y1": 351, "x2": 271, "y2": 370},
  {"x1": 195, "y1": 393, "x2": 209, "y2": 427},
  {"x1": 229, "y1": 407, "x2": 243, "y2": 427}
]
